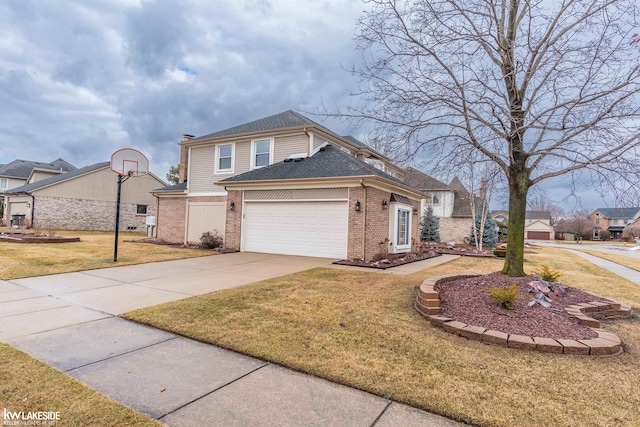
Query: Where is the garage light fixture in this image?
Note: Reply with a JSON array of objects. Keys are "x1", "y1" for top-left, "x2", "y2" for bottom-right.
[
  {"x1": 382, "y1": 200, "x2": 388, "y2": 210},
  {"x1": 230, "y1": 201, "x2": 235, "y2": 211},
  {"x1": 355, "y1": 200, "x2": 361, "y2": 212},
  {"x1": 413, "y1": 207, "x2": 418, "y2": 215}
]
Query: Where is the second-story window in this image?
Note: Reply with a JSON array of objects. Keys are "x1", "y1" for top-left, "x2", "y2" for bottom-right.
[
  {"x1": 216, "y1": 143, "x2": 234, "y2": 174},
  {"x1": 252, "y1": 138, "x2": 273, "y2": 169}
]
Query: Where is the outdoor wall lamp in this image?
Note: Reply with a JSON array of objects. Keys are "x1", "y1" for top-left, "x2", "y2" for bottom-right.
[
  {"x1": 355, "y1": 200, "x2": 361, "y2": 212},
  {"x1": 382, "y1": 200, "x2": 388, "y2": 210},
  {"x1": 230, "y1": 201, "x2": 235, "y2": 211},
  {"x1": 413, "y1": 207, "x2": 418, "y2": 215}
]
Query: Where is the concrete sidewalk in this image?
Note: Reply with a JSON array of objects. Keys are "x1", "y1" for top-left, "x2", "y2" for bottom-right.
[
  {"x1": 566, "y1": 250, "x2": 640, "y2": 285},
  {"x1": 1, "y1": 253, "x2": 464, "y2": 427}
]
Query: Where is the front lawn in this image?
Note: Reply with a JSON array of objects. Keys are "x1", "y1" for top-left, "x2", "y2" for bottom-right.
[
  {"x1": 0, "y1": 230, "x2": 212, "y2": 280},
  {"x1": 0, "y1": 343, "x2": 161, "y2": 426},
  {"x1": 124, "y1": 247, "x2": 640, "y2": 427}
]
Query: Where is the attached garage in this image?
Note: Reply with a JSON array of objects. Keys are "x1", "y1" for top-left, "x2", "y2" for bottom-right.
[
  {"x1": 527, "y1": 231, "x2": 550, "y2": 240},
  {"x1": 242, "y1": 199, "x2": 348, "y2": 259},
  {"x1": 186, "y1": 201, "x2": 226, "y2": 243}
]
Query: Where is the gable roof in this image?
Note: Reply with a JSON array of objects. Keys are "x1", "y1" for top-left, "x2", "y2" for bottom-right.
[
  {"x1": 526, "y1": 211, "x2": 552, "y2": 220},
  {"x1": 220, "y1": 144, "x2": 418, "y2": 193},
  {"x1": 341, "y1": 135, "x2": 367, "y2": 147},
  {"x1": 403, "y1": 167, "x2": 451, "y2": 191},
  {"x1": 593, "y1": 207, "x2": 640, "y2": 219},
  {"x1": 3, "y1": 162, "x2": 110, "y2": 194},
  {"x1": 0, "y1": 158, "x2": 76, "y2": 179},
  {"x1": 191, "y1": 110, "x2": 323, "y2": 142},
  {"x1": 448, "y1": 177, "x2": 473, "y2": 217}
]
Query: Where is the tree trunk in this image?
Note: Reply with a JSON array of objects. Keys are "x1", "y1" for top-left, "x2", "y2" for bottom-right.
[{"x1": 502, "y1": 171, "x2": 529, "y2": 277}]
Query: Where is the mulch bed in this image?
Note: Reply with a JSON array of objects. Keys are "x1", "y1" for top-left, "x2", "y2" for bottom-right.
[
  {"x1": 334, "y1": 251, "x2": 441, "y2": 269},
  {"x1": 436, "y1": 272, "x2": 611, "y2": 340},
  {"x1": 125, "y1": 237, "x2": 221, "y2": 251},
  {"x1": 0, "y1": 233, "x2": 80, "y2": 243}
]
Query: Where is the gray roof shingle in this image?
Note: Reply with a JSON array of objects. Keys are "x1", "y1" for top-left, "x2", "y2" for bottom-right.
[
  {"x1": 191, "y1": 110, "x2": 324, "y2": 141},
  {"x1": 0, "y1": 158, "x2": 76, "y2": 179},
  {"x1": 153, "y1": 181, "x2": 188, "y2": 192},
  {"x1": 403, "y1": 167, "x2": 451, "y2": 191},
  {"x1": 2, "y1": 162, "x2": 110, "y2": 194},
  {"x1": 220, "y1": 144, "x2": 409, "y2": 187},
  {"x1": 594, "y1": 207, "x2": 640, "y2": 219},
  {"x1": 449, "y1": 177, "x2": 473, "y2": 217},
  {"x1": 526, "y1": 211, "x2": 552, "y2": 220}
]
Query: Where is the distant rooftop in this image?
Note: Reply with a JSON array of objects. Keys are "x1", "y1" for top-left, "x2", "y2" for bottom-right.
[{"x1": 0, "y1": 158, "x2": 76, "y2": 179}]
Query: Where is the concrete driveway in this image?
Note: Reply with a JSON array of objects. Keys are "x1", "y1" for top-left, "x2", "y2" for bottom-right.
[
  {"x1": 0, "y1": 252, "x2": 334, "y2": 340},
  {"x1": 0, "y1": 252, "x2": 464, "y2": 426}
]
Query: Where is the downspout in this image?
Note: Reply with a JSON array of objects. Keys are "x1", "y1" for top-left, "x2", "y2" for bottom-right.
[
  {"x1": 30, "y1": 193, "x2": 34, "y2": 228},
  {"x1": 360, "y1": 179, "x2": 367, "y2": 260}
]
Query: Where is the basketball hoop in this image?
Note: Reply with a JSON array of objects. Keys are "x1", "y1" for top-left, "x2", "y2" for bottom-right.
[
  {"x1": 110, "y1": 148, "x2": 150, "y2": 262},
  {"x1": 110, "y1": 148, "x2": 149, "y2": 177}
]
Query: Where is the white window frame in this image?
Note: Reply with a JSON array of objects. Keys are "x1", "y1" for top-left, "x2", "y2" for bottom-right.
[
  {"x1": 389, "y1": 203, "x2": 412, "y2": 253},
  {"x1": 431, "y1": 192, "x2": 440, "y2": 205},
  {"x1": 215, "y1": 143, "x2": 235, "y2": 174},
  {"x1": 0, "y1": 178, "x2": 7, "y2": 189},
  {"x1": 251, "y1": 138, "x2": 274, "y2": 170}
]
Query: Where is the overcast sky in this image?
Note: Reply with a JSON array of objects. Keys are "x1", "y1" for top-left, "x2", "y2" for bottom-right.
[{"x1": 0, "y1": 0, "x2": 612, "y2": 211}]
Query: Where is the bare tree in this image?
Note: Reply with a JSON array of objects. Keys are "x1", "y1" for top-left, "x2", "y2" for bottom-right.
[
  {"x1": 343, "y1": 0, "x2": 640, "y2": 276},
  {"x1": 556, "y1": 209, "x2": 592, "y2": 241}
]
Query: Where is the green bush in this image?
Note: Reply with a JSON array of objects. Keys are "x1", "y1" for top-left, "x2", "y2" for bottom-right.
[
  {"x1": 533, "y1": 264, "x2": 562, "y2": 282},
  {"x1": 488, "y1": 284, "x2": 519, "y2": 310}
]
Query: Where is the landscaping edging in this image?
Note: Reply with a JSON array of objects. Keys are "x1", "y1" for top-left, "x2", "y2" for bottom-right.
[{"x1": 415, "y1": 274, "x2": 633, "y2": 356}]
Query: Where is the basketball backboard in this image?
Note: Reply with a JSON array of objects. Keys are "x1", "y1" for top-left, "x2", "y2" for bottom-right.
[{"x1": 110, "y1": 148, "x2": 149, "y2": 177}]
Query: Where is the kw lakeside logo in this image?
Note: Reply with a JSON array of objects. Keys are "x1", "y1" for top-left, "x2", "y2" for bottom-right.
[{"x1": 3, "y1": 409, "x2": 60, "y2": 426}]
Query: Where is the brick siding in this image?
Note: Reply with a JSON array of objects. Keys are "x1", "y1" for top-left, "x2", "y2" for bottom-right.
[
  {"x1": 32, "y1": 196, "x2": 156, "y2": 232},
  {"x1": 156, "y1": 195, "x2": 228, "y2": 243},
  {"x1": 440, "y1": 217, "x2": 473, "y2": 243},
  {"x1": 224, "y1": 191, "x2": 243, "y2": 251}
]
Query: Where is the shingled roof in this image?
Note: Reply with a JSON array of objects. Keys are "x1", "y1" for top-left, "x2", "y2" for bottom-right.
[
  {"x1": 221, "y1": 144, "x2": 411, "y2": 188},
  {"x1": 449, "y1": 177, "x2": 473, "y2": 217},
  {"x1": 403, "y1": 167, "x2": 451, "y2": 191},
  {"x1": 2, "y1": 162, "x2": 109, "y2": 194},
  {"x1": 190, "y1": 110, "x2": 324, "y2": 142},
  {"x1": 594, "y1": 207, "x2": 640, "y2": 219},
  {"x1": 0, "y1": 158, "x2": 76, "y2": 179}
]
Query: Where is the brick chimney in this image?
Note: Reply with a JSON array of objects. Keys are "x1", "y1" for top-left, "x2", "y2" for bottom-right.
[{"x1": 179, "y1": 134, "x2": 194, "y2": 183}]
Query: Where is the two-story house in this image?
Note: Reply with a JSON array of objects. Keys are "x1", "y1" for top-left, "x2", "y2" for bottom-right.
[
  {"x1": 153, "y1": 110, "x2": 424, "y2": 261},
  {"x1": 1, "y1": 158, "x2": 76, "y2": 225},
  {"x1": 491, "y1": 210, "x2": 554, "y2": 240},
  {"x1": 589, "y1": 207, "x2": 640, "y2": 240},
  {"x1": 403, "y1": 168, "x2": 473, "y2": 243}
]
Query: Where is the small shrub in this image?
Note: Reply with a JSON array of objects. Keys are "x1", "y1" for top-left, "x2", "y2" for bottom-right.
[
  {"x1": 488, "y1": 284, "x2": 519, "y2": 309},
  {"x1": 533, "y1": 264, "x2": 562, "y2": 282},
  {"x1": 200, "y1": 230, "x2": 223, "y2": 249}
]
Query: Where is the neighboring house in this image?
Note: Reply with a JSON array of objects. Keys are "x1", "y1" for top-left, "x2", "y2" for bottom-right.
[
  {"x1": 589, "y1": 207, "x2": 640, "y2": 240},
  {"x1": 491, "y1": 210, "x2": 555, "y2": 240},
  {"x1": 153, "y1": 110, "x2": 423, "y2": 260},
  {"x1": 0, "y1": 158, "x2": 76, "y2": 223},
  {"x1": 403, "y1": 168, "x2": 473, "y2": 243},
  {"x1": 2, "y1": 162, "x2": 165, "y2": 231}
]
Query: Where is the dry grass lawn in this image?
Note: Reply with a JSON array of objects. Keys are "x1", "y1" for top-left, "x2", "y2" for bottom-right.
[
  {"x1": 0, "y1": 230, "x2": 212, "y2": 280},
  {"x1": 125, "y1": 247, "x2": 640, "y2": 427},
  {"x1": 0, "y1": 343, "x2": 161, "y2": 426}
]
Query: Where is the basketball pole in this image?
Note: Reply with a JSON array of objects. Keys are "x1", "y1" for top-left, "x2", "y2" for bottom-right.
[{"x1": 114, "y1": 173, "x2": 131, "y2": 262}]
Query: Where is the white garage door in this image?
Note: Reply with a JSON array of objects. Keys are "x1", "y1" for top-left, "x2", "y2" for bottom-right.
[
  {"x1": 243, "y1": 201, "x2": 348, "y2": 258},
  {"x1": 187, "y1": 202, "x2": 226, "y2": 243}
]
